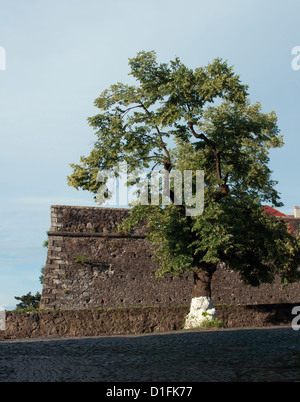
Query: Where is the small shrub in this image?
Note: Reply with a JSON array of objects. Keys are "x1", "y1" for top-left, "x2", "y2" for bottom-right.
[
  {"x1": 73, "y1": 255, "x2": 92, "y2": 265},
  {"x1": 200, "y1": 318, "x2": 225, "y2": 329}
]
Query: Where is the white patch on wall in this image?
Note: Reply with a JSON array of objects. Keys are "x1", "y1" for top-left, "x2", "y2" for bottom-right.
[
  {"x1": 0, "y1": 308, "x2": 5, "y2": 330},
  {"x1": 184, "y1": 296, "x2": 217, "y2": 329}
]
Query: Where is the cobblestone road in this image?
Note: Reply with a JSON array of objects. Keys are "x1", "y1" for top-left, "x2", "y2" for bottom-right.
[{"x1": 0, "y1": 326, "x2": 300, "y2": 382}]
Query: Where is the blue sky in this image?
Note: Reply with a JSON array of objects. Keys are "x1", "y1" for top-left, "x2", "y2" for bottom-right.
[{"x1": 1, "y1": 0, "x2": 300, "y2": 309}]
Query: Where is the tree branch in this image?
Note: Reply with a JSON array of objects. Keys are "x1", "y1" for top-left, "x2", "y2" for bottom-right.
[
  {"x1": 188, "y1": 122, "x2": 230, "y2": 200},
  {"x1": 188, "y1": 122, "x2": 222, "y2": 182},
  {"x1": 140, "y1": 103, "x2": 172, "y2": 165},
  {"x1": 118, "y1": 105, "x2": 143, "y2": 116}
]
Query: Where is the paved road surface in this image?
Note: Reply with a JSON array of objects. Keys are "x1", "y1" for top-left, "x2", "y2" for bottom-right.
[{"x1": 0, "y1": 326, "x2": 299, "y2": 382}]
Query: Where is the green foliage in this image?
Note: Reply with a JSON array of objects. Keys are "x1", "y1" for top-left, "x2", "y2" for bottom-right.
[
  {"x1": 14, "y1": 292, "x2": 41, "y2": 310},
  {"x1": 120, "y1": 199, "x2": 300, "y2": 286},
  {"x1": 68, "y1": 51, "x2": 249, "y2": 193},
  {"x1": 39, "y1": 266, "x2": 45, "y2": 284},
  {"x1": 68, "y1": 51, "x2": 300, "y2": 290},
  {"x1": 73, "y1": 255, "x2": 92, "y2": 265},
  {"x1": 199, "y1": 318, "x2": 225, "y2": 329}
]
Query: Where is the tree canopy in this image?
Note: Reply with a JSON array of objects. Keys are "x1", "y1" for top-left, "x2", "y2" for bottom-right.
[{"x1": 68, "y1": 51, "x2": 300, "y2": 303}]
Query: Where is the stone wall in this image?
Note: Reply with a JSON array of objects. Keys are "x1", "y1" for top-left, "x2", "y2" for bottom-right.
[
  {"x1": 0, "y1": 304, "x2": 298, "y2": 340},
  {"x1": 40, "y1": 205, "x2": 300, "y2": 310},
  {"x1": 40, "y1": 206, "x2": 193, "y2": 310}
]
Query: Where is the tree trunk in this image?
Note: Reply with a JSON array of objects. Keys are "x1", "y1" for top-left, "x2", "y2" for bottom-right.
[
  {"x1": 191, "y1": 269, "x2": 213, "y2": 299},
  {"x1": 184, "y1": 266, "x2": 217, "y2": 329}
]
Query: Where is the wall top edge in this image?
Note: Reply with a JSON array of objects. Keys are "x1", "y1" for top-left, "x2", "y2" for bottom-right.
[
  {"x1": 50, "y1": 205, "x2": 300, "y2": 219},
  {"x1": 50, "y1": 205, "x2": 132, "y2": 211},
  {"x1": 47, "y1": 231, "x2": 146, "y2": 238}
]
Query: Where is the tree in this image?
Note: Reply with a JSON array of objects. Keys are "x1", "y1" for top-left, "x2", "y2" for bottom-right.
[
  {"x1": 68, "y1": 51, "x2": 300, "y2": 327},
  {"x1": 39, "y1": 266, "x2": 45, "y2": 285},
  {"x1": 39, "y1": 239, "x2": 48, "y2": 285},
  {"x1": 14, "y1": 292, "x2": 41, "y2": 310}
]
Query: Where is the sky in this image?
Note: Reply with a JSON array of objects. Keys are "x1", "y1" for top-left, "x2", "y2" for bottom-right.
[{"x1": 1, "y1": 0, "x2": 300, "y2": 310}]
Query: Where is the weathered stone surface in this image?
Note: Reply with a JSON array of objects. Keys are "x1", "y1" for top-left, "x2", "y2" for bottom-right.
[
  {"x1": 0, "y1": 307, "x2": 188, "y2": 339},
  {"x1": 0, "y1": 304, "x2": 297, "y2": 340}
]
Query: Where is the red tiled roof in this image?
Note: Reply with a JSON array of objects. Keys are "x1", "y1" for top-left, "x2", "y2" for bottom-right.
[
  {"x1": 263, "y1": 205, "x2": 290, "y2": 217},
  {"x1": 263, "y1": 206, "x2": 286, "y2": 217}
]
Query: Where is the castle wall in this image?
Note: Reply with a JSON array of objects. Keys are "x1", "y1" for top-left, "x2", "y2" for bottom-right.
[{"x1": 40, "y1": 205, "x2": 300, "y2": 309}]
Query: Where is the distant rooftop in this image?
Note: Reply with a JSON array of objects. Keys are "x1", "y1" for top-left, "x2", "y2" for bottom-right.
[{"x1": 263, "y1": 205, "x2": 299, "y2": 218}]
